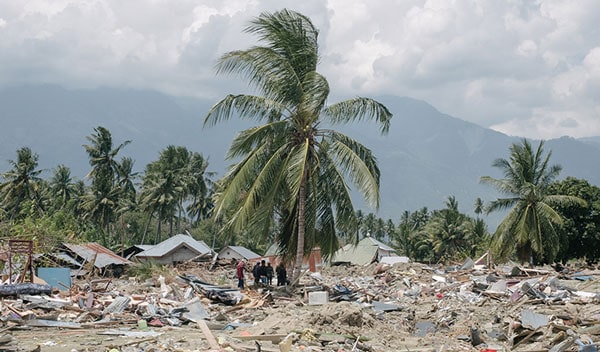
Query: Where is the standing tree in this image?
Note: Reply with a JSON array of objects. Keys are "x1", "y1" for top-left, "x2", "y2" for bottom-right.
[
  {"x1": 423, "y1": 196, "x2": 474, "y2": 262},
  {"x1": 480, "y1": 139, "x2": 584, "y2": 264},
  {"x1": 48, "y1": 164, "x2": 76, "y2": 211},
  {"x1": 204, "y1": 9, "x2": 392, "y2": 280},
  {"x1": 0, "y1": 147, "x2": 45, "y2": 218},
  {"x1": 548, "y1": 177, "x2": 600, "y2": 263},
  {"x1": 140, "y1": 148, "x2": 180, "y2": 244},
  {"x1": 394, "y1": 208, "x2": 429, "y2": 260},
  {"x1": 186, "y1": 152, "x2": 214, "y2": 224},
  {"x1": 82, "y1": 126, "x2": 131, "y2": 244}
]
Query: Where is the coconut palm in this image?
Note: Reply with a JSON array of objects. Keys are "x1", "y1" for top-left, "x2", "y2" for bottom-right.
[
  {"x1": 84, "y1": 126, "x2": 130, "y2": 182},
  {"x1": 186, "y1": 152, "x2": 214, "y2": 224},
  {"x1": 48, "y1": 164, "x2": 76, "y2": 211},
  {"x1": 480, "y1": 139, "x2": 585, "y2": 264},
  {"x1": 473, "y1": 197, "x2": 484, "y2": 218},
  {"x1": 423, "y1": 196, "x2": 473, "y2": 262},
  {"x1": 80, "y1": 180, "x2": 121, "y2": 245},
  {"x1": 82, "y1": 127, "x2": 131, "y2": 243},
  {"x1": 204, "y1": 9, "x2": 392, "y2": 279},
  {"x1": 116, "y1": 157, "x2": 138, "y2": 202},
  {"x1": 394, "y1": 207, "x2": 433, "y2": 261},
  {"x1": 140, "y1": 169, "x2": 178, "y2": 244},
  {"x1": 0, "y1": 147, "x2": 45, "y2": 218}
]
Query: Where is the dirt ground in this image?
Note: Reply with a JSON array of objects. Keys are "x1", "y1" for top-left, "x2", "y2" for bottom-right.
[{"x1": 4, "y1": 260, "x2": 600, "y2": 352}]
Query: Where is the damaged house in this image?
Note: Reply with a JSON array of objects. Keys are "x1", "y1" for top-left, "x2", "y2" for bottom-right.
[
  {"x1": 40, "y1": 242, "x2": 133, "y2": 278},
  {"x1": 134, "y1": 234, "x2": 214, "y2": 265},
  {"x1": 331, "y1": 236, "x2": 401, "y2": 266}
]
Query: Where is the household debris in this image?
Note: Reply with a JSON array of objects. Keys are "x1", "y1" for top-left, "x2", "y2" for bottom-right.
[{"x1": 0, "y1": 254, "x2": 598, "y2": 351}]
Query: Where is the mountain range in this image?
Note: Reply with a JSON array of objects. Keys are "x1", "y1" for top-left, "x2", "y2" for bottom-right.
[{"x1": 1, "y1": 85, "x2": 598, "y2": 229}]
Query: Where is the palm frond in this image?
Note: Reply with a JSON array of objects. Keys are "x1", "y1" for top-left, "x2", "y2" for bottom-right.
[
  {"x1": 204, "y1": 94, "x2": 285, "y2": 127},
  {"x1": 216, "y1": 47, "x2": 304, "y2": 104},
  {"x1": 299, "y1": 71, "x2": 329, "y2": 116},
  {"x1": 324, "y1": 97, "x2": 392, "y2": 134},
  {"x1": 326, "y1": 133, "x2": 380, "y2": 208},
  {"x1": 285, "y1": 140, "x2": 310, "y2": 208},
  {"x1": 226, "y1": 121, "x2": 289, "y2": 160},
  {"x1": 246, "y1": 9, "x2": 319, "y2": 78}
]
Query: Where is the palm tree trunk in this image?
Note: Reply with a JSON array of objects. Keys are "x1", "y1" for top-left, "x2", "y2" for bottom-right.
[
  {"x1": 155, "y1": 220, "x2": 162, "y2": 244},
  {"x1": 517, "y1": 244, "x2": 532, "y2": 266},
  {"x1": 141, "y1": 210, "x2": 154, "y2": 244},
  {"x1": 292, "y1": 168, "x2": 308, "y2": 282},
  {"x1": 177, "y1": 199, "x2": 183, "y2": 233}
]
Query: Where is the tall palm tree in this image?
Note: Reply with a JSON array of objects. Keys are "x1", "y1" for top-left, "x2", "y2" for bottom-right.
[
  {"x1": 116, "y1": 157, "x2": 138, "y2": 202},
  {"x1": 82, "y1": 127, "x2": 131, "y2": 244},
  {"x1": 0, "y1": 147, "x2": 45, "y2": 218},
  {"x1": 80, "y1": 181, "x2": 121, "y2": 245},
  {"x1": 480, "y1": 139, "x2": 585, "y2": 264},
  {"x1": 140, "y1": 146, "x2": 199, "y2": 243},
  {"x1": 384, "y1": 219, "x2": 396, "y2": 242},
  {"x1": 84, "y1": 126, "x2": 131, "y2": 182},
  {"x1": 186, "y1": 152, "x2": 214, "y2": 224},
  {"x1": 115, "y1": 156, "x2": 139, "y2": 248},
  {"x1": 473, "y1": 197, "x2": 484, "y2": 218},
  {"x1": 204, "y1": 9, "x2": 392, "y2": 279},
  {"x1": 47, "y1": 164, "x2": 77, "y2": 211}
]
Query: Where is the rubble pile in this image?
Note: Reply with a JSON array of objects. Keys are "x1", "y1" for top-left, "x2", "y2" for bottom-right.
[{"x1": 0, "y1": 260, "x2": 599, "y2": 351}]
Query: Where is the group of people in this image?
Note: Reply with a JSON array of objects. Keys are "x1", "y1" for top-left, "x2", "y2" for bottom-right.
[{"x1": 236, "y1": 259, "x2": 288, "y2": 289}]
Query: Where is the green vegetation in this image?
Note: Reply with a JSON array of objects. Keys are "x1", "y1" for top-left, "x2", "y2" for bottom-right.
[
  {"x1": 548, "y1": 177, "x2": 600, "y2": 263},
  {"x1": 391, "y1": 198, "x2": 490, "y2": 263},
  {"x1": 481, "y1": 139, "x2": 585, "y2": 264},
  {"x1": 127, "y1": 260, "x2": 173, "y2": 281}
]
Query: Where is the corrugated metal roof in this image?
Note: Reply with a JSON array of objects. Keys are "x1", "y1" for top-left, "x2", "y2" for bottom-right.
[
  {"x1": 218, "y1": 246, "x2": 261, "y2": 260},
  {"x1": 135, "y1": 234, "x2": 212, "y2": 258},
  {"x1": 62, "y1": 243, "x2": 132, "y2": 268},
  {"x1": 360, "y1": 236, "x2": 396, "y2": 252},
  {"x1": 55, "y1": 253, "x2": 83, "y2": 267}
]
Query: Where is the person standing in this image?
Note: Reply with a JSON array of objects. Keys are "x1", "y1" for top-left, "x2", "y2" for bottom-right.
[
  {"x1": 266, "y1": 262, "x2": 274, "y2": 285},
  {"x1": 236, "y1": 260, "x2": 245, "y2": 289},
  {"x1": 258, "y1": 260, "x2": 268, "y2": 284},
  {"x1": 276, "y1": 262, "x2": 287, "y2": 286},
  {"x1": 252, "y1": 261, "x2": 261, "y2": 286}
]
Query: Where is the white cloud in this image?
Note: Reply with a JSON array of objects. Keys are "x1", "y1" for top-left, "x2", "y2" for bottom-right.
[{"x1": 0, "y1": 0, "x2": 599, "y2": 139}]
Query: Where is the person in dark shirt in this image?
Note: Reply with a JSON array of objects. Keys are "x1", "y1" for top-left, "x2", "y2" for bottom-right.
[
  {"x1": 252, "y1": 262, "x2": 261, "y2": 286},
  {"x1": 258, "y1": 260, "x2": 267, "y2": 284},
  {"x1": 266, "y1": 262, "x2": 274, "y2": 285},
  {"x1": 276, "y1": 262, "x2": 287, "y2": 286}
]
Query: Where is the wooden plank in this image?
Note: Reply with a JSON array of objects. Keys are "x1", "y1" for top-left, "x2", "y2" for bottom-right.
[{"x1": 196, "y1": 319, "x2": 220, "y2": 350}]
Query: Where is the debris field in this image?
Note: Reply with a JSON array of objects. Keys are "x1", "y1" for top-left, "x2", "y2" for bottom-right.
[{"x1": 1, "y1": 260, "x2": 599, "y2": 352}]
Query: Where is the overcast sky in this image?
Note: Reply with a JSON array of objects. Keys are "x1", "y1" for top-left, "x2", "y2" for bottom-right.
[{"x1": 1, "y1": 0, "x2": 599, "y2": 139}]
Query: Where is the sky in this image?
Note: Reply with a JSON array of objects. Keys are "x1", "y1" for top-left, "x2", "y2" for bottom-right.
[{"x1": 0, "y1": 0, "x2": 599, "y2": 140}]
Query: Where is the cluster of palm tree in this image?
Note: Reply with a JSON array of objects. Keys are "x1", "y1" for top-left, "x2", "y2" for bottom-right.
[
  {"x1": 139, "y1": 145, "x2": 213, "y2": 244},
  {"x1": 0, "y1": 127, "x2": 213, "y2": 251},
  {"x1": 392, "y1": 197, "x2": 490, "y2": 263},
  {"x1": 355, "y1": 210, "x2": 396, "y2": 242}
]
